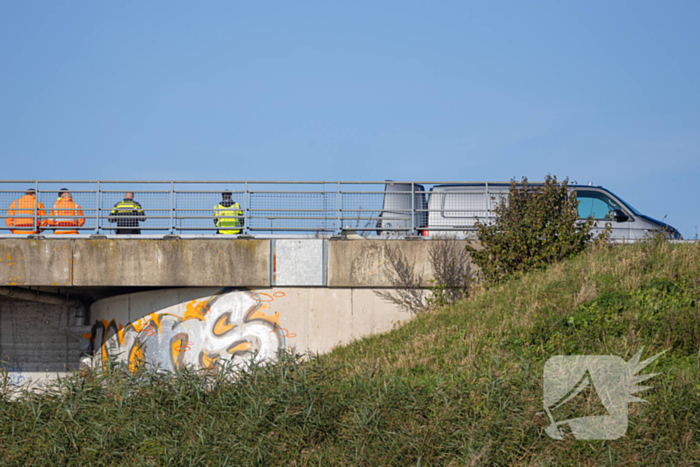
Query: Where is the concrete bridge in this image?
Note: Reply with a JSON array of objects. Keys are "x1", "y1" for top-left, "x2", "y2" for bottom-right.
[{"x1": 0, "y1": 237, "x2": 476, "y2": 387}]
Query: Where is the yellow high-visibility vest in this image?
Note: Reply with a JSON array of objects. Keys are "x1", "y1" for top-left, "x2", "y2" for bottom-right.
[{"x1": 214, "y1": 202, "x2": 242, "y2": 234}]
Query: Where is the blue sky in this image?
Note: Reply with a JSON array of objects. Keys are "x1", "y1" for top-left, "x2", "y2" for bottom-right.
[{"x1": 1, "y1": 1, "x2": 698, "y2": 236}]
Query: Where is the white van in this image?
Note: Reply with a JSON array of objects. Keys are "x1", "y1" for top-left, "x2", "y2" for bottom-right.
[{"x1": 424, "y1": 183, "x2": 681, "y2": 241}]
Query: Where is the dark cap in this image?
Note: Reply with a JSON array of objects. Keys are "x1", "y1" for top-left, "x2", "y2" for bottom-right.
[
  {"x1": 25, "y1": 188, "x2": 36, "y2": 194},
  {"x1": 222, "y1": 190, "x2": 232, "y2": 197},
  {"x1": 59, "y1": 188, "x2": 69, "y2": 195}
]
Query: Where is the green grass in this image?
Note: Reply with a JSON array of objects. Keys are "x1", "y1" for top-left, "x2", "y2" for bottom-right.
[{"x1": 1, "y1": 241, "x2": 699, "y2": 466}]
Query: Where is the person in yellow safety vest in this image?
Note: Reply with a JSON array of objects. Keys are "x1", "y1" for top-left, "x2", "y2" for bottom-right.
[
  {"x1": 48, "y1": 188, "x2": 85, "y2": 234},
  {"x1": 214, "y1": 191, "x2": 244, "y2": 234},
  {"x1": 6, "y1": 188, "x2": 47, "y2": 234}
]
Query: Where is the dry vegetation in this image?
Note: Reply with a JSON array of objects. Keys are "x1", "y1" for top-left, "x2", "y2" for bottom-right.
[{"x1": 376, "y1": 237, "x2": 473, "y2": 314}]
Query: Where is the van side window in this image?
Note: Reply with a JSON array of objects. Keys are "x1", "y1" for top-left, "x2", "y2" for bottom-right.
[
  {"x1": 576, "y1": 191, "x2": 621, "y2": 219},
  {"x1": 443, "y1": 192, "x2": 484, "y2": 217}
]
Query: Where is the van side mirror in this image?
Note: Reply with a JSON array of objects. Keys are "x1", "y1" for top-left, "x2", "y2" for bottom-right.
[{"x1": 611, "y1": 209, "x2": 629, "y2": 222}]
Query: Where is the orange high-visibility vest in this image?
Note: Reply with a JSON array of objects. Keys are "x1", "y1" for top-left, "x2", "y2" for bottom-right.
[
  {"x1": 48, "y1": 198, "x2": 85, "y2": 234},
  {"x1": 6, "y1": 195, "x2": 47, "y2": 234}
]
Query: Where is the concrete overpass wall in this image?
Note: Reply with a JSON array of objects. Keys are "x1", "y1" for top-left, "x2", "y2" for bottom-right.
[
  {"x1": 0, "y1": 238, "x2": 479, "y2": 288},
  {"x1": 0, "y1": 238, "x2": 271, "y2": 287},
  {"x1": 0, "y1": 237, "x2": 478, "y2": 385},
  {"x1": 88, "y1": 287, "x2": 409, "y2": 370}
]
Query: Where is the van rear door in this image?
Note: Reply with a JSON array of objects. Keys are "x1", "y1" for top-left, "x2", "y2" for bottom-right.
[{"x1": 377, "y1": 182, "x2": 427, "y2": 236}]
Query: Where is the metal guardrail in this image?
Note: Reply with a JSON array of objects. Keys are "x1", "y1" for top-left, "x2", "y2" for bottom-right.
[
  {"x1": 0, "y1": 180, "x2": 509, "y2": 236},
  {"x1": 0, "y1": 180, "x2": 690, "y2": 240}
]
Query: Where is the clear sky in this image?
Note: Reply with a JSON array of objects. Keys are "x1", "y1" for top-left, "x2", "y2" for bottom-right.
[{"x1": 1, "y1": 1, "x2": 698, "y2": 237}]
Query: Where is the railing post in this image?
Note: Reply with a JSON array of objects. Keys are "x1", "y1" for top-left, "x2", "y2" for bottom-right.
[
  {"x1": 34, "y1": 180, "x2": 38, "y2": 234},
  {"x1": 336, "y1": 182, "x2": 341, "y2": 234},
  {"x1": 244, "y1": 181, "x2": 248, "y2": 235},
  {"x1": 96, "y1": 181, "x2": 101, "y2": 234},
  {"x1": 323, "y1": 185, "x2": 328, "y2": 234},
  {"x1": 485, "y1": 182, "x2": 489, "y2": 223},
  {"x1": 170, "y1": 181, "x2": 174, "y2": 234},
  {"x1": 411, "y1": 182, "x2": 415, "y2": 236}
]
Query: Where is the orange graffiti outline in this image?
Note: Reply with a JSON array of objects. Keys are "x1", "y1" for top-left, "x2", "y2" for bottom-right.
[
  {"x1": 256, "y1": 292, "x2": 275, "y2": 302},
  {"x1": 270, "y1": 327, "x2": 296, "y2": 338},
  {"x1": 175, "y1": 341, "x2": 194, "y2": 352}
]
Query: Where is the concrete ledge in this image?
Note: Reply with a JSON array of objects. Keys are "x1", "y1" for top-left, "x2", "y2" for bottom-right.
[
  {"x1": 327, "y1": 239, "x2": 479, "y2": 287},
  {"x1": 0, "y1": 239, "x2": 73, "y2": 286},
  {"x1": 0, "y1": 237, "x2": 480, "y2": 288},
  {"x1": 72, "y1": 239, "x2": 270, "y2": 287}
]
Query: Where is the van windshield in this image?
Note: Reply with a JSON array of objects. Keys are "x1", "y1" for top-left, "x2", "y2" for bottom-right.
[
  {"x1": 606, "y1": 190, "x2": 642, "y2": 216},
  {"x1": 576, "y1": 188, "x2": 642, "y2": 217}
]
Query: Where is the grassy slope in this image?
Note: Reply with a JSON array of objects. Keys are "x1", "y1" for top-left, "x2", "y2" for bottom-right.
[{"x1": 1, "y1": 241, "x2": 699, "y2": 466}]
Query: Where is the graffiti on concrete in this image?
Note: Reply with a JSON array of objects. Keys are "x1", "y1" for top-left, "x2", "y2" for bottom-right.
[
  {"x1": 88, "y1": 288, "x2": 289, "y2": 373},
  {"x1": 1, "y1": 363, "x2": 26, "y2": 387}
]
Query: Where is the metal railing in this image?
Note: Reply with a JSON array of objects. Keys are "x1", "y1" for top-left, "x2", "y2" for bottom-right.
[{"x1": 0, "y1": 180, "x2": 513, "y2": 236}]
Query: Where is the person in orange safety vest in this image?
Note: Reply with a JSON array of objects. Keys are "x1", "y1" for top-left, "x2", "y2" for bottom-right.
[
  {"x1": 6, "y1": 188, "x2": 47, "y2": 234},
  {"x1": 48, "y1": 188, "x2": 85, "y2": 234}
]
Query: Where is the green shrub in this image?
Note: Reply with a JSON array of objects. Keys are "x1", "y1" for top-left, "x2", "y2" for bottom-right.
[{"x1": 468, "y1": 175, "x2": 603, "y2": 284}]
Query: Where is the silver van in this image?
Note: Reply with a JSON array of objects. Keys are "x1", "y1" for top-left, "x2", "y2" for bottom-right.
[{"x1": 424, "y1": 183, "x2": 681, "y2": 241}]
